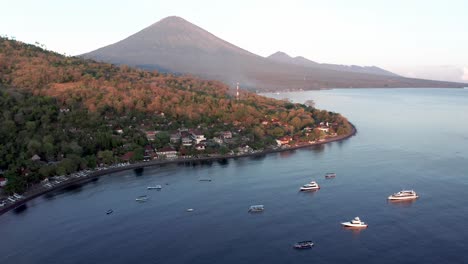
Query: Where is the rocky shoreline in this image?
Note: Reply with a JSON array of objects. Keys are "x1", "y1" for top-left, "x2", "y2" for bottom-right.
[{"x1": 0, "y1": 124, "x2": 356, "y2": 216}]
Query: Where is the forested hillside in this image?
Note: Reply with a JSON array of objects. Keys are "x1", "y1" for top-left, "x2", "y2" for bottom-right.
[{"x1": 0, "y1": 37, "x2": 352, "y2": 194}]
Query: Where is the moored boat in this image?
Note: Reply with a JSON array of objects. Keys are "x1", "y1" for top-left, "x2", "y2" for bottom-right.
[
  {"x1": 135, "y1": 195, "x2": 148, "y2": 202},
  {"x1": 248, "y1": 205, "x2": 264, "y2": 212},
  {"x1": 147, "y1": 185, "x2": 162, "y2": 190},
  {"x1": 341, "y1": 217, "x2": 368, "y2": 228},
  {"x1": 293, "y1": 241, "x2": 314, "y2": 249},
  {"x1": 199, "y1": 178, "x2": 212, "y2": 182},
  {"x1": 300, "y1": 181, "x2": 320, "y2": 191},
  {"x1": 388, "y1": 190, "x2": 418, "y2": 200}
]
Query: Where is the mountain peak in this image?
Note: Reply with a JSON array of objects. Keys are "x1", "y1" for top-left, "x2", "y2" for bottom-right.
[
  {"x1": 150, "y1": 16, "x2": 192, "y2": 28},
  {"x1": 267, "y1": 51, "x2": 317, "y2": 66},
  {"x1": 268, "y1": 51, "x2": 293, "y2": 60}
]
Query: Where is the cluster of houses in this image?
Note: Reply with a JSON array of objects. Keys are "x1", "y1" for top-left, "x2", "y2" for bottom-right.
[
  {"x1": 119, "y1": 129, "x2": 237, "y2": 161},
  {"x1": 115, "y1": 118, "x2": 340, "y2": 161},
  {"x1": 276, "y1": 122, "x2": 337, "y2": 147}
]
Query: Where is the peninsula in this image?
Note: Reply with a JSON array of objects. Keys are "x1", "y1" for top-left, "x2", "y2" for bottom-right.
[{"x1": 0, "y1": 37, "x2": 353, "y2": 206}]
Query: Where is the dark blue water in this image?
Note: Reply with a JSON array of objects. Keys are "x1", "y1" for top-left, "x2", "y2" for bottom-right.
[{"x1": 1, "y1": 88, "x2": 468, "y2": 264}]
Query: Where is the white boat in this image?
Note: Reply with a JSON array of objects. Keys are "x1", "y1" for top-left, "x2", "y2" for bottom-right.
[
  {"x1": 300, "y1": 181, "x2": 320, "y2": 191},
  {"x1": 248, "y1": 205, "x2": 264, "y2": 212},
  {"x1": 135, "y1": 195, "x2": 148, "y2": 202},
  {"x1": 341, "y1": 217, "x2": 368, "y2": 228},
  {"x1": 7, "y1": 197, "x2": 16, "y2": 202},
  {"x1": 186, "y1": 208, "x2": 194, "y2": 212},
  {"x1": 147, "y1": 185, "x2": 162, "y2": 190},
  {"x1": 0, "y1": 201, "x2": 5, "y2": 207},
  {"x1": 388, "y1": 190, "x2": 418, "y2": 200}
]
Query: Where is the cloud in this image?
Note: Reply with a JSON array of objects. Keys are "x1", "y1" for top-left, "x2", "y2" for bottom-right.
[{"x1": 462, "y1": 67, "x2": 468, "y2": 81}]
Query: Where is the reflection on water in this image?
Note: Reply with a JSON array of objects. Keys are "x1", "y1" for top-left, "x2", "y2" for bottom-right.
[
  {"x1": 279, "y1": 150, "x2": 296, "y2": 158},
  {"x1": 134, "y1": 167, "x2": 144, "y2": 176},
  {"x1": 249, "y1": 154, "x2": 266, "y2": 161},
  {"x1": 43, "y1": 192, "x2": 56, "y2": 200},
  {"x1": 307, "y1": 144, "x2": 325, "y2": 153},
  {"x1": 200, "y1": 160, "x2": 213, "y2": 166},
  {"x1": 63, "y1": 184, "x2": 83, "y2": 193},
  {"x1": 12, "y1": 204, "x2": 27, "y2": 214},
  {"x1": 387, "y1": 199, "x2": 417, "y2": 207},
  {"x1": 217, "y1": 158, "x2": 229, "y2": 166},
  {"x1": 297, "y1": 189, "x2": 319, "y2": 196},
  {"x1": 342, "y1": 226, "x2": 367, "y2": 236}
]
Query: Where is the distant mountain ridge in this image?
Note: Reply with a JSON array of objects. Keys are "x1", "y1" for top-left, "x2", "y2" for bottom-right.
[
  {"x1": 267, "y1": 51, "x2": 398, "y2": 77},
  {"x1": 83, "y1": 16, "x2": 467, "y2": 91}
]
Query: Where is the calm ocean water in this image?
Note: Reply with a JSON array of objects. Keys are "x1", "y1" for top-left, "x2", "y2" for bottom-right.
[{"x1": 1, "y1": 88, "x2": 468, "y2": 264}]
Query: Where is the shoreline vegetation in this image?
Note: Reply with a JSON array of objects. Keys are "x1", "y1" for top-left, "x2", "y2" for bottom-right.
[
  {"x1": 0, "y1": 124, "x2": 356, "y2": 216},
  {"x1": 0, "y1": 37, "x2": 354, "y2": 215}
]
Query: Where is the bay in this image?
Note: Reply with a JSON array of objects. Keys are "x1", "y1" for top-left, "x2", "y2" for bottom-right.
[{"x1": 1, "y1": 88, "x2": 467, "y2": 264}]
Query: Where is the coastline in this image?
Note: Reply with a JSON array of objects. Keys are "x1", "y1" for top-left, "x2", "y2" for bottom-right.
[{"x1": 0, "y1": 123, "x2": 356, "y2": 216}]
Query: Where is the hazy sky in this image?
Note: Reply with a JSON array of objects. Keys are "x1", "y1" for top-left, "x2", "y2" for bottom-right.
[{"x1": 1, "y1": 0, "x2": 467, "y2": 82}]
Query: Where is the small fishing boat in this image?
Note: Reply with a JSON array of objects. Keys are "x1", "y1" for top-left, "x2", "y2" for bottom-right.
[
  {"x1": 147, "y1": 185, "x2": 162, "y2": 190},
  {"x1": 388, "y1": 190, "x2": 418, "y2": 201},
  {"x1": 199, "y1": 178, "x2": 212, "y2": 182},
  {"x1": 248, "y1": 205, "x2": 264, "y2": 212},
  {"x1": 186, "y1": 208, "x2": 194, "y2": 212},
  {"x1": 293, "y1": 241, "x2": 314, "y2": 249},
  {"x1": 106, "y1": 209, "x2": 113, "y2": 215},
  {"x1": 341, "y1": 217, "x2": 368, "y2": 228},
  {"x1": 135, "y1": 195, "x2": 148, "y2": 202},
  {"x1": 300, "y1": 181, "x2": 320, "y2": 191},
  {"x1": 325, "y1": 173, "x2": 336, "y2": 179}
]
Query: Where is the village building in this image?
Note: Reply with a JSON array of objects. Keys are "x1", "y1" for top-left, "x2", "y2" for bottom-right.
[
  {"x1": 222, "y1": 131, "x2": 233, "y2": 139},
  {"x1": 212, "y1": 137, "x2": 223, "y2": 145},
  {"x1": 190, "y1": 130, "x2": 206, "y2": 144},
  {"x1": 156, "y1": 146, "x2": 178, "y2": 159},
  {"x1": 144, "y1": 145, "x2": 155, "y2": 160},
  {"x1": 182, "y1": 137, "x2": 193, "y2": 146},
  {"x1": 237, "y1": 144, "x2": 253, "y2": 154},
  {"x1": 195, "y1": 143, "x2": 206, "y2": 151},
  {"x1": 170, "y1": 132, "x2": 181, "y2": 143},
  {"x1": 316, "y1": 127, "x2": 330, "y2": 133},
  {"x1": 31, "y1": 154, "x2": 41, "y2": 162},
  {"x1": 276, "y1": 136, "x2": 292, "y2": 146},
  {"x1": 121, "y1": 151, "x2": 134, "y2": 162},
  {"x1": 0, "y1": 177, "x2": 8, "y2": 187},
  {"x1": 271, "y1": 118, "x2": 281, "y2": 125},
  {"x1": 145, "y1": 131, "x2": 157, "y2": 141}
]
